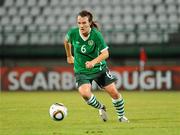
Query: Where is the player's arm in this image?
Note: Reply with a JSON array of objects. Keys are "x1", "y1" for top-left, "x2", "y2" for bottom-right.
[
  {"x1": 64, "y1": 39, "x2": 74, "y2": 64},
  {"x1": 86, "y1": 48, "x2": 109, "y2": 68}
]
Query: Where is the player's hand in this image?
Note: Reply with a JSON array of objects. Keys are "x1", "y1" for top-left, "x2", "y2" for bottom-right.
[
  {"x1": 67, "y1": 56, "x2": 74, "y2": 64},
  {"x1": 85, "y1": 61, "x2": 94, "y2": 69}
]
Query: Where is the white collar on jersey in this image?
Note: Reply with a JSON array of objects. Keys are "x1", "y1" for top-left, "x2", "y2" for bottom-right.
[{"x1": 79, "y1": 28, "x2": 91, "y2": 41}]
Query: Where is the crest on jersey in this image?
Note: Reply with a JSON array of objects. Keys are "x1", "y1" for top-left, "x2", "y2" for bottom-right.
[{"x1": 88, "y1": 40, "x2": 94, "y2": 46}]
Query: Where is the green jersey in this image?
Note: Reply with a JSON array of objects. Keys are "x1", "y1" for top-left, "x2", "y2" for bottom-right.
[{"x1": 65, "y1": 27, "x2": 108, "y2": 74}]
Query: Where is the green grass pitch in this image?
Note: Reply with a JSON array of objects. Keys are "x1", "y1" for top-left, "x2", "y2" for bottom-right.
[{"x1": 0, "y1": 91, "x2": 180, "y2": 135}]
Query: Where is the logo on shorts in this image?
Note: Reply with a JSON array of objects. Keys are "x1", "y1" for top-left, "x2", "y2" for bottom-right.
[
  {"x1": 106, "y1": 71, "x2": 113, "y2": 79},
  {"x1": 88, "y1": 40, "x2": 94, "y2": 46}
]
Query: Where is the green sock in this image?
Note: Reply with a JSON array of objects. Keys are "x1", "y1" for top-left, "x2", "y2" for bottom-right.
[
  {"x1": 87, "y1": 95, "x2": 103, "y2": 109},
  {"x1": 112, "y1": 98, "x2": 125, "y2": 118}
]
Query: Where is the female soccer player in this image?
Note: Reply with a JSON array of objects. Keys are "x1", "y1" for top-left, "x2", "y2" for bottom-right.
[{"x1": 64, "y1": 10, "x2": 129, "y2": 122}]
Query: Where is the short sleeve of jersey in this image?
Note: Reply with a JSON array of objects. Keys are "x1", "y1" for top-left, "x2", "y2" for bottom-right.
[
  {"x1": 95, "y1": 30, "x2": 108, "y2": 52},
  {"x1": 65, "y1": 28, "x2": 74, "y2": 43}
]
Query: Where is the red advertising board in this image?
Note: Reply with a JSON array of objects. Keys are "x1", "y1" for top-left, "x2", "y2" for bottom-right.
[{"x1": 0, "y1": 66, "x2": 180, "y2": 91}]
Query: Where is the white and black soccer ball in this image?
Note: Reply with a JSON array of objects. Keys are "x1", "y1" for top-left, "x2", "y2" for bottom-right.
[{"x1": 49, "y1": 103, "x2": 68, "y2": 121}]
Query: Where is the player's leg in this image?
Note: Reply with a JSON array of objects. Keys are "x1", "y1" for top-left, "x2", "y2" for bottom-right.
[
  {"x1": 78, "y1": 83, "x2": 103, "y2": 109},
  {"x1": 78, "y1": 83, "x2": 107, "y2": 121},
  {"x1": 78, "y1": 83, "x2": 92, "y2": 100},
  {"x1": 104, "y1": 83, "x2": 129, "y2": 122},
  {"x1": 95, "y1": 68, "x2": 129, "y2": 122}
]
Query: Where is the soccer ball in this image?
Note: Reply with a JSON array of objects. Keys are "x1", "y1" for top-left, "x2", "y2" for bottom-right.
[{"x1": 49, "y1": 103, "x2": 68, "y2": 121}]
